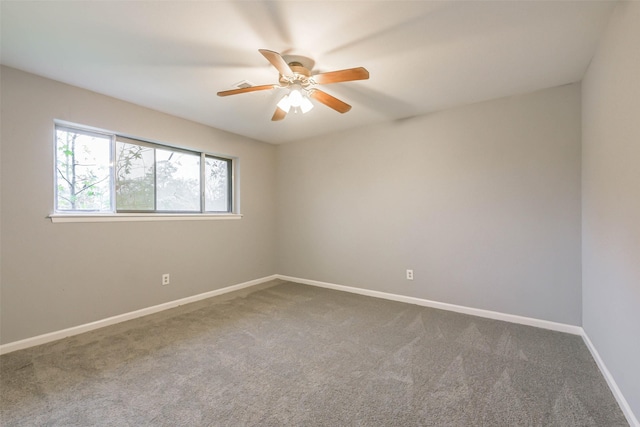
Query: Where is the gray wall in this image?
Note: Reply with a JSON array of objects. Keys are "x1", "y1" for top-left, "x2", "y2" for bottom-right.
[
  {"x1": 277, "y1": 84, "x2": 582, "y2": 325},
  {"x1": 0, "y1": 67, "x2": 277, "y2": 344},
  {"x1": 582, "y1": 1, "x2": 640, "y2": 418}
]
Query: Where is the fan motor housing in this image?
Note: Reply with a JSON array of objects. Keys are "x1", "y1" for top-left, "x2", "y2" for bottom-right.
[
  {"x1": 281, "y1": 52, "x2": 315, "y2": 70},
  {"x1": 289, "y1": 63, "x2": 311, "y2": 77}
]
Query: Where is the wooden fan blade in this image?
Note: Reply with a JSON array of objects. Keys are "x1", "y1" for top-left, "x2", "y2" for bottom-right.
[
  {"x1": 217, "y1": 84, "x2": 276, "y2": 97},
  {"x1": 313, "y1": 67, "x2": 369, "y2": 85},
  {"x1": 272, "y1": 107, "x2": 287, "y2": 121},
  {"x1": 309, "y1": 90, "x2": 352, "y2": 114},
  {"x1": 259, "y1": 49, "x2": 294, "y2": 77}
]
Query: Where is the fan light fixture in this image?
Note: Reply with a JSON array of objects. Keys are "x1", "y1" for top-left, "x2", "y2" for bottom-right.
[
  {"x1": 217, "y1": 49, "x2": 369, "y2": 121},
  {"x1": 277, "y1": 87, "x2": 314, "y2": 114}
]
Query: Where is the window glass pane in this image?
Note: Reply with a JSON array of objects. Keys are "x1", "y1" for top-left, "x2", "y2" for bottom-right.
[
  {"x1": 56, "y1": 128, "x2": 111, "y2": 211},
  {"x1": 205, "y1": 156, "x2": 230, "y2": 212},
  {"x1": 116, "y1": 141, "x2": 155, "y2": 211},
  {"x1": 156, "y1": 148, "x2": 200, "y2": 211}
]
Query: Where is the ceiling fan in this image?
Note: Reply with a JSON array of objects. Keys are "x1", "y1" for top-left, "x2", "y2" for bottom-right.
[{"x1": 217, "y1": 49, "x2": 369, "y2": 121}]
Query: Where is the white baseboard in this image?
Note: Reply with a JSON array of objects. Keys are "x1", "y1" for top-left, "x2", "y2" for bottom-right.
[
  {"x1": 581, "y1": 332, "x2": 640, "y2": 427},
  {"x1": 277, "y1": 275, "x2": 582, "y2": 335},
  {"x1": 0, "y1": 275, "x2": 279, "y2": 355}
]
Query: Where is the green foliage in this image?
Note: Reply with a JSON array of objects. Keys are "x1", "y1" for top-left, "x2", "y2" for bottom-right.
[
  {"x1": 55, "y1": 129, "x2": 110, "y2": 211},
  {"x1": 116, "y1": 143, "x2": 200, "y2": 211},
  {"x1": 56, "y1": 128, "x2": 231, "y2": 213},
  {"x1": 115, "y1": 143, "x2": 155, "y2": 210},
  {"x1": 206, "y1": 157, "x2": 229, "y2": 211}
]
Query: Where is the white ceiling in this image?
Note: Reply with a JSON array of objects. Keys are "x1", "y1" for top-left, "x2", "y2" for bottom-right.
[{"x1": 1, "y1": 1, "x2": 616, "y2": 144}]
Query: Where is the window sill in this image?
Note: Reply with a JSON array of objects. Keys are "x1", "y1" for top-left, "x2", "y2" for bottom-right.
[{"x1": 49, "y1": 213, "x2": 243, "y2": 223}]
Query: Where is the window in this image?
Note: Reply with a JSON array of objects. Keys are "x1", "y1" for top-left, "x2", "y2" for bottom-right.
[{"x1": 55, "y1": 125, "x2": 233, "y2": 215}]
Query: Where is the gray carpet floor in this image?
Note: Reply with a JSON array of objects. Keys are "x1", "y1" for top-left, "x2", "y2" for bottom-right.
[{"x1": 0, "y1": 279, "x2": 628, "y2": 426}]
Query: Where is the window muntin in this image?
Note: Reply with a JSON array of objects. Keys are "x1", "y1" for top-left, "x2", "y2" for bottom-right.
[{"x1": 55, "y1": 124, "x2": 234, "y2": 214}]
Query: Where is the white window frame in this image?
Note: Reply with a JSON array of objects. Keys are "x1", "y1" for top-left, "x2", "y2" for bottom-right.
[{"x1": 50, "y1": 121, "x2": 241, "y2": 223}]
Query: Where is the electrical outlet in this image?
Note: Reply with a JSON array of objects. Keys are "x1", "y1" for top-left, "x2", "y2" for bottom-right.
[
  {"x1": 162, "y1": 274, "x2": 170, "y2": 285},
  {"x1": 406, "y1": 269, "x2": 414, "y2": 280}
]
